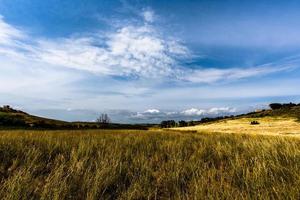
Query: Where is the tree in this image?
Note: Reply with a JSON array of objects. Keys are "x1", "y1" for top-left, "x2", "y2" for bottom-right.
[
  {"x1": 160, "y1": 120, "x2": 176, "y2": 128},
  {"x1": 269, "y1": 103, "x2": 282, "y2": 110},
  {"x1": 178, "y1": 120, "x2": 188, "y2": 127},
  {"x1": 283, "y1": 102, "x2": 297, "y2": 108},
  {"x1": 269, "y1": 102, "x2": 298, "y2": 110},
  {"x1": 188, "y1": 121, "x2": 195, "y2": 126},
  {"x1": 96, "y1": 114, "x2": 111, "y2": 124}
]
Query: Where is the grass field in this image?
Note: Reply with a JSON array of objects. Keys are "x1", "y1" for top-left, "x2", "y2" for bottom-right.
[
  {"x1": 0, "y1": 129, "x2": 299, "y2": 199},
  {"x1": 173, "y1": 116, "x2": 300, "y2": 137}
]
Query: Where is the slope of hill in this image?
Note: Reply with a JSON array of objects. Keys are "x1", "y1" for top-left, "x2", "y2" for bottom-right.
[
  {"x1": 235, "y1": 104, "x2": 300, "y2": 120},
  {"x1": 0, "y1": 106, "x2": 151, "y2": 130},
  {"x1": 173, "y1": 104, "x2": 300, "y2": 137},
  {"x1": 0, "y1": 106, "x2": 71, "y2": 129}
]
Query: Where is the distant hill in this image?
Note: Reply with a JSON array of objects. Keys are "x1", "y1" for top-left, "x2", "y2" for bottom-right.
[
  {"x1": 197, "y1": 103, "x2": 300, "y2": 124},
  {"x1": 234, "y1": 103, "x2": 300, "y2": 120},
  {"x1": 160, "y1": 103, "x2": 300, "y2": 128},
  {"x1": 2, "y1": 103, "x2": 300, "y2": 130},
  {"x1": 172, "y1": 103, "x2": 300, "y2": 137},
  {"x1": 0, "y1": 105, "x2": 151, "y2": 130}
]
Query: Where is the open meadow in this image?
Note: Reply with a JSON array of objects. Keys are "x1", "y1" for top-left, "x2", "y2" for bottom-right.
[
  {"x1": 173, "y1": 116, "x2": 300, "y2": 137},
  {"x1": 2, "y1": 0, "x2": 300, "y2": 199},
  {"x1": 0, "y1": 129, "x2": 299, "y2": 200}
]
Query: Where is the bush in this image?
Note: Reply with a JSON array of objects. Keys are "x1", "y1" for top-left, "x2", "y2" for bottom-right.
[
  {"x1": 160, "y1": 120, "x2": 176, "y2": 128},
  {"x1": 269, "y1": 102, "x2": 298, "y2": 110},
  {"x1": 0, "y1": 115, "x2": 27, "y2": 127},
  {"x1": 178, "y1": 120, "x2": 188, "y2": 127},
  {"x1": 250, "y1": 121, "x2": 260, "y2": 125},
  {"x1": 269, "y1": 103, "x2": 283, "y2": 110}
]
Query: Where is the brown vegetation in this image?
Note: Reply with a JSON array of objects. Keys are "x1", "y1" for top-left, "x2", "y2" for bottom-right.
[{"x1": 0, "y1": 129, "x2": 299, "y2": 199}]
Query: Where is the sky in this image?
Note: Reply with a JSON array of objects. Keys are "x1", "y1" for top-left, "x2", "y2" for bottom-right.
[{"x1": 1, "y1": 0, "x2": 300, "y2": 123}]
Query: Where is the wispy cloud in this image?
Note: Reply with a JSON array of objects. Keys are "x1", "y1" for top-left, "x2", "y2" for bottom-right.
[
  {"x1": 0, "y1": 11, "x2": 295, "y2": 84},
  {"x1": 0, "y1": 16, "x2": 24, "y2": 45},
  {"x1": 183, "y1": 61, "x2": 296, "y2": 83},
  {"x1": 0, "y1": 11, "x2": 188, "y2": 79}
]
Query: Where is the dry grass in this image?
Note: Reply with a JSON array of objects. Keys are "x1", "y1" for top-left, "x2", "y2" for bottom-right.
[
  {"x1": 0, "y1": 129, "x2": 299, "y2": 199},
  {"x1": 173, "y1": 117, "x2": 300, "y2": 137}
]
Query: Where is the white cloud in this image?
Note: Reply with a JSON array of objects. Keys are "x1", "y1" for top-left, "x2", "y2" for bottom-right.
[
  {"x1": 0, "y1": 55, "x2": 84, "y2": 104},
  {"x1": 181, "y1": 108, "x2": 205, "y2": 116},
  {"x1": 144, "y1": 109, "x2": 160, "y2": 114},
  {"x1": 181, "y1": 107, "x2": 236, "y2": 116},
  {"x1": 183, "y1": 61, "x2": 296, "y2": 83},
  {"x1": 129, "y1": 107, "x2": 238, "y2": 122},
  {"x1": 0, "y1": 16, "x2": 24, "y2": 45},
  {"x1": 142, "y1": 9, "x2": 155, "y2": 23},
  {"x1": 0, "y1": 17, "x2": 186, "y2": 79},
  {"x1": 0, "y1": 12, "x2": 293, "y2": 85},
  {"x1": 208, "y1": 107, "x2": 236, "y2": 114}
]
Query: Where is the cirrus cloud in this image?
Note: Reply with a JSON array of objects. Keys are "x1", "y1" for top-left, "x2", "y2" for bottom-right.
[{"x1": 0, "y1": 10, "x2": 296, "y2": 84}]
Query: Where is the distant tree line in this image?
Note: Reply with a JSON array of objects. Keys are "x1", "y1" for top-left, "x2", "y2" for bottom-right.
[
  {"x1": 198, "y1": 116, "x2": 235, "y2": 123},
  {"x1": 160, "y1": 115, "x2": 236, "y2": 128},
  {"x1": 160, "y1": 120, "x2": 199, "y2": 128},
  {"x1": 160, "y1": 120, "x2": 194, "y2": 128}
]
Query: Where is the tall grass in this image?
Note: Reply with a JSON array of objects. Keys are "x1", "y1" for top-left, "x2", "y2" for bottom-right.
[{"x1": 0, "y1": 130, "x2": 299, "y2": 199}]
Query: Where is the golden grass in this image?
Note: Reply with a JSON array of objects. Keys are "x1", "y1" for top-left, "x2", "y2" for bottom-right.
[
  {"x1": 173, "y1": 117, "x2": 300, "y2": 137},
  {"x1": 0, "y1": 129, "x2": 299, "y2": 199}
]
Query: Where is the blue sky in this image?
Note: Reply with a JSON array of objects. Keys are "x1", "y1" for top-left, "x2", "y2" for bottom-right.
[{"x1": 1, "y1": 0, "x2": 300, "y2": 123}]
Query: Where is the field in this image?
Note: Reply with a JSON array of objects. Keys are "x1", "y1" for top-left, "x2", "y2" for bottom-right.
[
  {"x1": 0, "y1": 129, "x2": 299, "y2": 199},
  {"x1": 174, "y1": 117, "x2": 300, "y2": 137}
]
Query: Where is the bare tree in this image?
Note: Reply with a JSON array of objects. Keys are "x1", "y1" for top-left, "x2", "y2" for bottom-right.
[{"x1": 96, "y1": 113, "x2": 111, "y2": 124}]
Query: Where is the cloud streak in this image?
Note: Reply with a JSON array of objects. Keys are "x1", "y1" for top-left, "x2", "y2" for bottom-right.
[
  {"x1": 0, "y1": 11, "x2": 295, "y2": 84},
  {"x1": 0, "y1": 16, "x2": 24, "y2": 45}
]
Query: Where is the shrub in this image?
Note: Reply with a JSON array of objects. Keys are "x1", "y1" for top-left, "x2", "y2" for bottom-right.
[
  {"x1": 178, "y1": 120, "x2": 188, "y2": 127},
  {"x1": 160, "y1": 120, "x2": 176, "y2": 128},
  {"x1": 269, "y1": 103, "x2": 283, "y2": 110},
  {"x1": 250, "y1": 120, "x2": 260, "y2": 125},
  {"x1": 269, "y1": 102, "x2": 298, "y2": 110}
]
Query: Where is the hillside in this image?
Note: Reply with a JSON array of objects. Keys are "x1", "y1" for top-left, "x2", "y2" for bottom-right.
[
  {"x1": 0, "y1": 106, "x2": 150, "y2": 130},
  {"x1": 173, "y1": 104, "x2": 300, "y2": 136},
  {"x1": 0, "y1": 106, "x2": 71, "y2": 129},
  {"x1": 2, "y1": 104, "x2": 300, "y2": 131},
  {"x1": 234, "y1": 103, "x2": 300, "y2": 120}
]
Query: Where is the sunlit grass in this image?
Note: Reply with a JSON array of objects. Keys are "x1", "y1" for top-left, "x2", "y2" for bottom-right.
[
  {"x1": 174, "y1": 117, "x2": 300, "y2": 136},
  {"x1": 0, "y1": 129, "x2": 299, "y2": 199}
]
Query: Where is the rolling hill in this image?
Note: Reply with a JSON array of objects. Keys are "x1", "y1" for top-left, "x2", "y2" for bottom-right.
[
  {"x1": 0, "y1": 105, "x2": 150, "y2": 130},
  {"x1": 173, "y1": 103, "x2": 300, "y2": 136},
  {"x1": 0, "y1": 104, "x2": 299, "y2": 198},
  {"x1": 2, "y1": 103, "x2": 300, "y2": 134}
]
